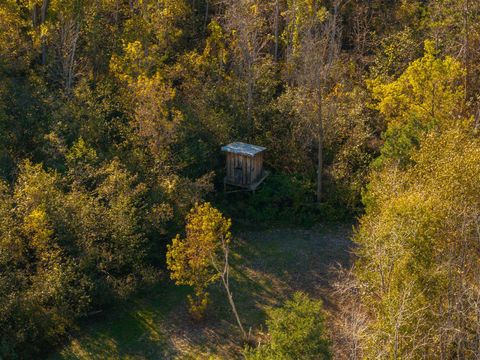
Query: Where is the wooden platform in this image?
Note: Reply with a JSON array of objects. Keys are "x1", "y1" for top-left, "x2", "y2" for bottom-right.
[{"x1": 224, "y1": 171, "x2": 270, "y2": 193}]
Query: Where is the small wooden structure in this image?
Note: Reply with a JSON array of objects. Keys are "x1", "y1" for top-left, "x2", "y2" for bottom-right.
[{"x1": 222, "y1": 142, "x2": 269, "y2": 192}]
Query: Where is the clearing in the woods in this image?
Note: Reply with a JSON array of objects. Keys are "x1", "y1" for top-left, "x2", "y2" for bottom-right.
[{"x1": 51, "y1": 223, "x2": 354, "y2": 360}]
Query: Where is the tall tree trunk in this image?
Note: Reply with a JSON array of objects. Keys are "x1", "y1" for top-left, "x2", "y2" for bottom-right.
[
  {"x1": 40, "y1": 0, "x2": 50, "y2": 65},
  {"x1": 317, "y1": 133, "x2": 323, "y2": 203},
  {"x1": 66, "y1": 22, "x2": 80, "y2": 91},
  {"x1": 32, "y1": 4, "x2": 38, "y2": 28},
  {"x1": 463, "y1": 0, "x2": 471, "y2": 103},
  {"x1": 274, "y1": 0, "x2": 279, "y2": 62},
  {"x1": 247, "y1": 63, "x2": 254, "y2": 137},
  {"x1": 203, "y1": 0, "x2": 209, "y2": 35},
  {"x1": 316, "y1": 89, "x2": 323, "y2": 203}
]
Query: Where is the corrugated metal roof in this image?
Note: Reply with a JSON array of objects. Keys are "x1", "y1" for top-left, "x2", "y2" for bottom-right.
[{"x1": 221, "y1": 142, "x2": 266, "y2": 157}]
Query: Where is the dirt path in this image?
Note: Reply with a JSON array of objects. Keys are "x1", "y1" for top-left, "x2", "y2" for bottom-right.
[{"x1": 51, "y1": 223, "x2": 354, "y2": 360}]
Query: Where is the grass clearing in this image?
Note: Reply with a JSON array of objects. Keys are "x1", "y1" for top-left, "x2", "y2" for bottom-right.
[{"x1": 50, "y1": 223, "x2": 353, "y2": 359}]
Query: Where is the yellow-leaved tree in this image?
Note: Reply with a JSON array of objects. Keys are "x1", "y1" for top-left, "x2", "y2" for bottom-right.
[
  {"x1": 354, "y1": 124, "x2": 480, "y2": 358},
  {"x1": 167, "y1": 203, "x2": 247, "y2": 340},
  {"x1": 369, "y1": 40, "x2": 465, "y2": 167}
]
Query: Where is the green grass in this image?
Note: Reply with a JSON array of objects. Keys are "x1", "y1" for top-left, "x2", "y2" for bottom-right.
[
  {"x1": 49, "y1": 223, "x2": 353, "y2": 360},
  {"x1": 50, "y1": 283, "x2": 191, "y2": 359}
]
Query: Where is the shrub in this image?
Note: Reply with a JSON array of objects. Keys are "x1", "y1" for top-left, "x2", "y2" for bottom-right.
[{"x1": 245, "y1": 292, "x2": 331, "y2": 360}]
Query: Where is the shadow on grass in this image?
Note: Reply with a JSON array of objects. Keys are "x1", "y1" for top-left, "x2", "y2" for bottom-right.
[
  {"x1": 50, "y1": 283, "x2": 190, "y2": 360},
  {"x1": 51, "y1": 223, "x2": 354, "y2": 359}
]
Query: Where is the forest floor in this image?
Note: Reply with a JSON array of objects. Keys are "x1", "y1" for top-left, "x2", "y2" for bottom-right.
[{"x1": 50, "y1": 223, "x2": 354, "y2": 360}]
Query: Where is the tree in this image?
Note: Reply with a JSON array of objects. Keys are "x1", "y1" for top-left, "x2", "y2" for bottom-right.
[
  {"x1": 0, "y1": 161, "x2": 93, "y2": 358},
  {"x1": 245, "y1": 292, "x2": 331, "y2": 360},
  {"x1": 355, "y1": 123, "x2": 480, "y2": 358},
  {"x1": 282, "y1": 0, "x2": 342, "y2": 202},
  {"x1": 166, "y1": 202, "x2": 247, "y2": 339},
  {"x1": 0, "y1": 151, "x2": 164, "y2": 357},
  {"x1": 369, "y1": 40, "x2": 465, "y2": 167},
  {"x1": 0, "y1": 0, "x2": 31, "y2": 72},
  {"x1": 223, "y1": 0, "x2": 270, "y2": 136},
  {"x1": 428, "y1": 0, "x2": 480, "y2": 105}
]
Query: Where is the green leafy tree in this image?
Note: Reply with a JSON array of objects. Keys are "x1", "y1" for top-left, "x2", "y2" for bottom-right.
[
  {"x1": 245, "y1": 292, "x2": 331, "y2": 360},
  {"x1": 369, "y1": 40, "x2": 465, "y2": 167}
]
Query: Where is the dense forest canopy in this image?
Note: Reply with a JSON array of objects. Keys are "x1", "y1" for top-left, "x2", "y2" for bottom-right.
[{"x1": 0, "y1": 0, "x2": 479, "y2": 358}]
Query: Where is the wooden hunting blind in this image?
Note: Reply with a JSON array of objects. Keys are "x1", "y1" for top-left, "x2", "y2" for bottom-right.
[{"x1": 221, "y1": 142, "x2": 269, "y2": 192}]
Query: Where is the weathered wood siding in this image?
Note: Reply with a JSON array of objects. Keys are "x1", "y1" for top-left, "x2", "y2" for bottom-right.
[
  {"x1": 226, "y1": 152, "x2": 232, "y2": 181},
  {"x1": 252, "y1": 153, "x2": 263, "y2": 181},
  {"x1": 226, "y1": 152, "x2": 264, "y2": 186}
]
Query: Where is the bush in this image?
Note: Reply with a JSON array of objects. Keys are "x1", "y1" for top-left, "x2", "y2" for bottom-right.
[
  {"x1": 245, "y1": 292, "x2": 331, "y2": 360},
  {"x1": 219, "y1": 173, "x2": 352, "y2": 226},
  {"x1": 219, "y1": 173, "x2": 316, "y2": 226}
]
